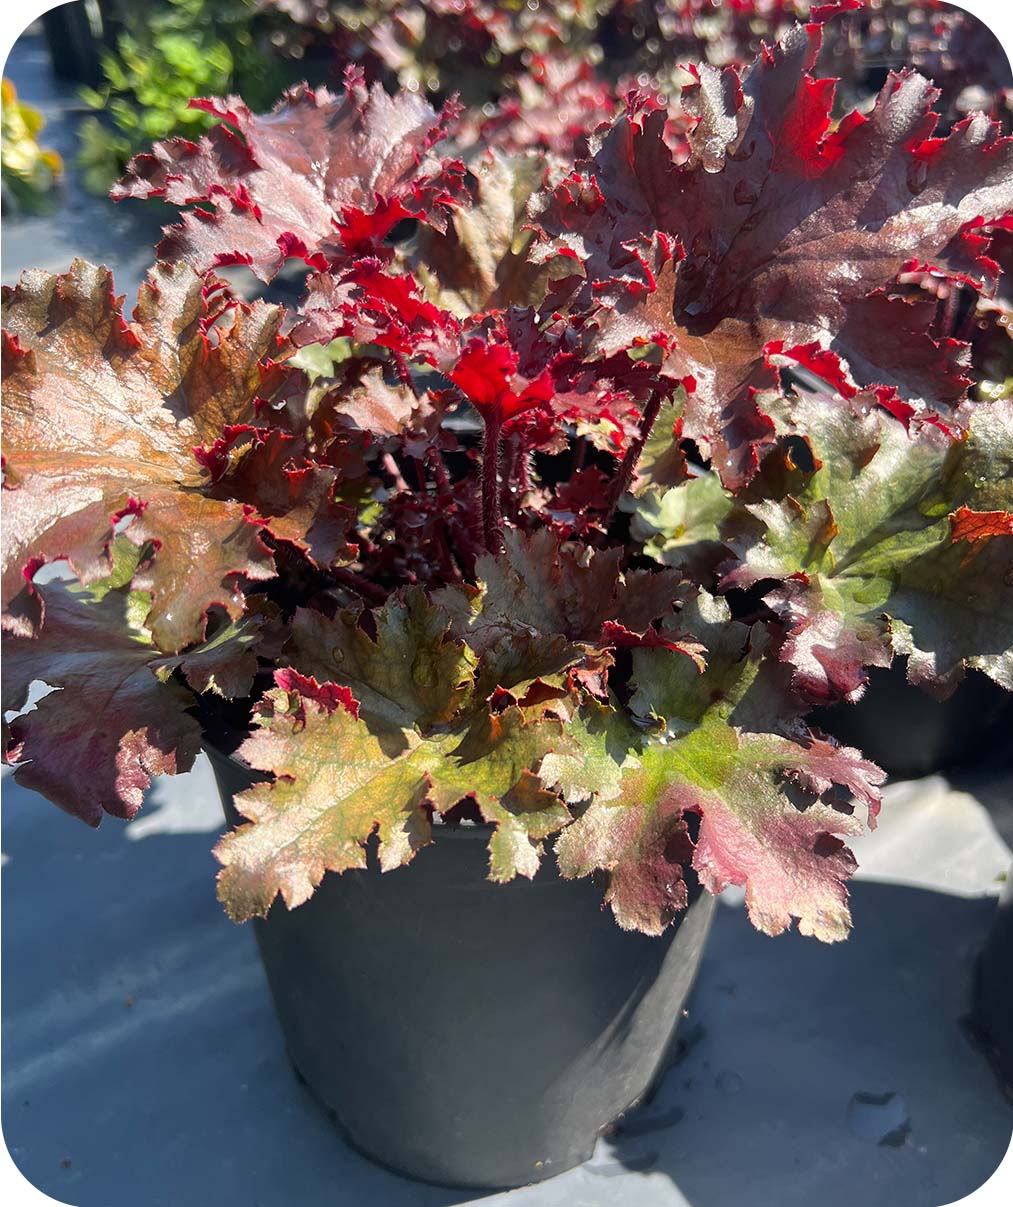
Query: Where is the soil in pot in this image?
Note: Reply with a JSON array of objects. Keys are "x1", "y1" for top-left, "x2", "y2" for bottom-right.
[
  {"x1": 814, "y1": 661, "x2": 1013, "y2": 781},
  {"x1": 207, "y1": 746, "x2": 717, "y2": 1190}
]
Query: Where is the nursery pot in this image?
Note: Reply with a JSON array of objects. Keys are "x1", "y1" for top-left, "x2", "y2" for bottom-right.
[
  {"x1": 815, "y1": 662, "x2": 1013, "y2": 780},
  {"x1": 207, "y1": 746, "x2": 716, "y2": 1189},
  {"x1": 974, "y1": 868, "x2": 1013, "y2": 1095}
]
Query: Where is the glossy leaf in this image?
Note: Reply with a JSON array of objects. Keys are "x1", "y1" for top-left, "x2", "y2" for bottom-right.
[
  {"x1": 1, "y1": 260, "x2": 287, "y2": 650},
  {"x1": 113, "y1": 70, "x2": 467, "y2": 281},
  {"x1": 531, "y1": 21, "x2": 1013, "y2": 486}
]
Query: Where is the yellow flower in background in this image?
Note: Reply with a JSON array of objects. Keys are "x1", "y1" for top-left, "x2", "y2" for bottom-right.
[{"x1": 1, "y1": 76, "x2": 63, "y2": 200}]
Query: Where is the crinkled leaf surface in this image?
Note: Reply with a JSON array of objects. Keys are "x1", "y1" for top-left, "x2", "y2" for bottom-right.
[
  {"x1": 435, "y1": 528, "x2": 683, "y2": 647},
  {"x1": 2, "y1": 578, "x2": 201, "y2": 825},
  {"x1": 113, "y1": 73, "x2": 466, "y2": 281},
  {"x1": 409, "y1": 150, "x2": 557, "y2": 314},
  {"x1": 630, "y1": 472, "x2": 733, "y2": 575},
  {"x1": 216, "y1": 592, "x2": 583, "y2": 917},
  {"x1": 289, "y1": 588, "x2": 475, "y2": 731},
  {"x1": 1, "y1": 260, "x2": 285, "y2": 651},
  {"x1": 215, "y1": 680, "x2": 437, "y2": 919},
  {"x1": 722, "y1": 394, "x2": 1013, "y2": 699},
  {"x1": 531, "y1": 21, "x2": 1013, "y2": 484},
  {"x1": 547, "y1": 595, "x2": 883, "y2": 940}
]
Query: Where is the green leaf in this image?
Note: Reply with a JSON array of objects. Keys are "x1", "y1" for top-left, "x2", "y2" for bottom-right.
[
  {"x1": 632, "y1": 393, "x2": 688, "y2": 496},
  {"x1": 214, "y1": 681, "x2": 580, "y2": 918},
  {"x1": 630, "y1": 471, "x2": 733, "y2": 573},
  {"x1": 432, "y1": 706, "x2": 575, "y2": 881},
  {"x1": 540, "y1": 592, "x2": 883, "y2": 940},
  {"x1": 723, "y1": 394, "x2": 1013, "y2": 700},
  {"x1": 290, "y1": 589, "x2": 476, "y2": 732},
  {"x1": 215, "y1": 684, "x2": 438, "y2": 919}
]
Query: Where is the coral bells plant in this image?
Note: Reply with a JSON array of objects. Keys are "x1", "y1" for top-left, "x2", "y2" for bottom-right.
[{"x1": 3, "y1": 6, "x2": 1012, "y2": 945}]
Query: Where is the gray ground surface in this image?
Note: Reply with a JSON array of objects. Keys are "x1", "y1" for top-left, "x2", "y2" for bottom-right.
[
  {"x1": 3, "y1": 760, "x2": 1011, "y2": 1207},
  {"x1": 3, "y1": 21, "x2": 1012, "y2": 1207},
  {"x1": 1, "y1": 29, "x2": 168, "y2": 308}
]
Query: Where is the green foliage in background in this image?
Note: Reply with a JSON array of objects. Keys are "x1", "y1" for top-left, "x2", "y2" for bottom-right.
[{"x1": 78, "y1": 0, "x2": 290, "y2": 193}]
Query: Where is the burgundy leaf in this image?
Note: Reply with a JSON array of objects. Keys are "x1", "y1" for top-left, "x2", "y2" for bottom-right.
[
  {"x1": 2, "y1": 581, "x2": 200, "y2": 825},
  {"x1": 531, "y1": 21, "x2": 1013, "y2": 485},
  {"x1": 113, "y1": 69, "x2": 467, "y2": 281}
]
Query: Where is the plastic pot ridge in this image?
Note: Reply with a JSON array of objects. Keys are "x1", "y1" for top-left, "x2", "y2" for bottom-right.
[{"x1": 208, "y1": 746, "x2": 716, "y2": 1189}]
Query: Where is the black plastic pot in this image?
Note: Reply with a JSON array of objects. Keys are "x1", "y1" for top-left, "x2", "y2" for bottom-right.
[
  {"x1": 974, "y1": 870, "x2": 1013, "y2": 1096},
  {"x1": 40, "y1": 3, "x2": 105, "y2": 87},
  {"x1": 207, "y1": 747, "x2": 716, "y2": 1189},
  {"x1": 815, "y1": 662, "x2": 1013, "y2": 780}
]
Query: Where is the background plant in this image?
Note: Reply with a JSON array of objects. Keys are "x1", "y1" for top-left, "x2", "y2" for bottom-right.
[
  {"x1": 77, "y1": 0, "x2": 295, "y2": 191},
  {"x1": 1, "y1": 77, "x2": 62, "y2": 209}
]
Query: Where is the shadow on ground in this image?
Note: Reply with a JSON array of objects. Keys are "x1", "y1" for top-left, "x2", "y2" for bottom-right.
[{"x1": 3, "y1": 763, "x2": 1010, "y2": 1207}]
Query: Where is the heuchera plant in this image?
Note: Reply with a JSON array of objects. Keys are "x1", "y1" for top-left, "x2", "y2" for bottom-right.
[{"x1": 3, "y1": 4, "x2": 1012, "y2": 943}]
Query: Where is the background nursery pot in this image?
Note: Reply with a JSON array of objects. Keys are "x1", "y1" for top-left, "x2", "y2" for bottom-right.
[
  {"x1": 816, "y1": 663, "x2": 1013, "y2": 781},
  {"x1": 208, "y1": 747, "x2": 717, "y2": 1190}
]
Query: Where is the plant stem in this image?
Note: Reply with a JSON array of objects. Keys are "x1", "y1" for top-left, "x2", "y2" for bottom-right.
[
  {"x1": 332, "y1": 566, "x2": 388, "y2": 606},
  {"x1": 382, "y1": 451, "x2": 409, "y2": 493},
  {"x1": 428, "y1": 446, "x2": 453, "y2": 501},
  {"x1": 938, "y1": 282, "x2": 959, "y2": 339},
  {"x1": 602, "y1": 391, "x2": 663, "y2": 529},
  {"x1": 482, "y1": 411, "x2": 504, "y2": 554},
  {"x1": 517, "y1": 443, "x2": 531, "y2": 494},
  {"x1": 955, "y1": 287, "x2": 980, "y2": 343},
  {"x1": 392, "y1": 351, "x2": 418, "y2": 396},
  {"x1": 500, "y1": 432, "x2": 518, "y2": 521}
]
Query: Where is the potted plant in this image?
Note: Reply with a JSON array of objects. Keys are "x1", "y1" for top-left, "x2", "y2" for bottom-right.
[{"x1": 3, "y1": 5, "x2": 1012, "y2": 1190}]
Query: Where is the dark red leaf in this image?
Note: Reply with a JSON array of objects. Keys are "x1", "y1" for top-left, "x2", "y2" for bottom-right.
[{"x1": 113, "y1": 71, "x2": 467, "y2": 281}]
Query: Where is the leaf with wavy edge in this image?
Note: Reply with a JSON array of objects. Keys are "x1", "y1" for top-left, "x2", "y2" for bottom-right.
[
  {"x1": 1, "y1": 578, "x2": 201, "y2": 825},
  {"x1": 214, "y1": 674, "x2": 579, "y2": 919},
  {"x1": 434, "y1": 528, "x2": 684, "y2": 647},
  {"x1": 530, "y1": 20, "x2": 1013, "y2": 486},
  {"x1": 409, "y1": 149, "x2": 558, "y2": 314},
  {"x1": 289, "y1": 589, "x2": 476, "y2": 731},
  {"x1": 1, "y1": 260, "x2": 286, "y2": 651},
  {"x1": 112, "y1": 70, "x2": 467, "y2": 282},
  {"x1": 630, "y1": 472, "x2": 733, "y2": 576},
  {"x1": 547, "y1": 604, "x2": 883, "y2": 940},
  {"x1": 722, "y1": 394, "x2": 1013, "y2": 699},
  {"x1": 157, "y1": 606, "x2": 279, "y2": 699}
]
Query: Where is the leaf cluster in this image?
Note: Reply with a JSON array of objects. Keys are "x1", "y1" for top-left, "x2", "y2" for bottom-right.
[{"x1": 3, "y1": 3, "x2": 1011, "y2": 942}]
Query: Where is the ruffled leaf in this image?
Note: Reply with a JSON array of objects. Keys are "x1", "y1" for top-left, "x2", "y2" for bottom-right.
[
  {"x1": 548, "y1": 617, "x2": 883, "y2": 941},
  {"x1": 215, "y1": 608, "x2": 581, "y2": 917},
  {"x1": 722, "y1": 393, "x2": 1013, "y2": 699},
  {"x1": 409, "y1": 149, "x2": 558, "y2": 314},
  {"x1": 289, "y1": 588, "x2": 475, "y2": 731},
  {"x1": 2, "y1": 260, "x2": 289, "y2": 650},
  {"x1": 113, "y1": 72, "x2": 467, "y2": 281},
  {"x1": 531, "y1": 21, "x2": 1013, "y2": 485},
  {"x1": 2, "y1": 578, "x2": 201, "y2": 825}
]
